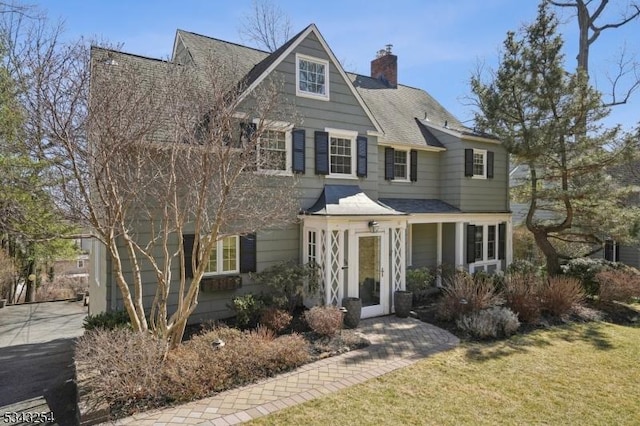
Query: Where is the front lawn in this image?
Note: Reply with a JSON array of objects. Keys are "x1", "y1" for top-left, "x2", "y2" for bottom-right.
[{"x1": 250, "y1": 321, "x2": 640, "y2": 425}]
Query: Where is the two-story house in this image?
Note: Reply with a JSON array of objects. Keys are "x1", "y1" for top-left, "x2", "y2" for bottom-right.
[{"x1": 89, "y1": 24, "x2": 512, "y2": 321}]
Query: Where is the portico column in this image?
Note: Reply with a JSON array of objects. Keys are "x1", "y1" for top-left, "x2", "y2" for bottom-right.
[
  {"x1": 455, "y1": 221, "x2": 464, "y2": 269},
  {"x1": 506, "y1": 219, "x2": 513, "y2": 266},
  {"x1": 436, "y1": 222, "x2": 442, "y2": 287}
]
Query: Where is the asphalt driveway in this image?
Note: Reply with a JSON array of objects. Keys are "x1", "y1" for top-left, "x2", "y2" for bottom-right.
[{"x1": 0, "y1": 301, "x2": 87, "y2": 425}]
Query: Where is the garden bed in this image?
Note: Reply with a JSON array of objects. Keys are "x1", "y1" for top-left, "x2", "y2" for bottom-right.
[{"x1": 76, "y1": 308, "x2": 370, "y2": 422}]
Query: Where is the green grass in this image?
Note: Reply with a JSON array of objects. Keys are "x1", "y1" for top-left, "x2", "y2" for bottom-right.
[{"x1": 250, "y1": 322, "x2": 640, "y2": 425}]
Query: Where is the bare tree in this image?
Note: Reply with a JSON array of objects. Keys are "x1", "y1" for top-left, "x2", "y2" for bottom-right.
[
  {"x1": 3, "y1": 8, "x2": 299, "y2": 348},
  {"x1": 240, "y1": 0, "x2": 292, "y2": 52},
  {"x1": 47, "y1": 46, "x2": 298, "y2": 348},
  {"x1": 550, "y1": 0, "x2": 640, "y2": 107}
]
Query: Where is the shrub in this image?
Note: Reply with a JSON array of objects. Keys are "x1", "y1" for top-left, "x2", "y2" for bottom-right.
[
  {"x1": 230, "y1": 294, "x2": 265, "y2": 329},
  {"x1": 83, "y1": 310, "x2": 131, "y2": 331},
  {"x1": 304, "y1": 305, "x2": 343, "y2": 336},
  {"x1": 437, "y1": 272, "x2": 503, "y2": 321},
  {"x1": 503, "y1": 272, "x2": 542, "y2": 323},
  {"x1": 75, "y1": 328, "x2": 168, "y2": 410},
  {"x1": 596, "y1": 270, "x2": 640, "y2": 303},
  {"x1": 163, "y1": 326, "x2": 309, "y2": 402},
  {"x1": 561, "y1": 257, "x2": 623, "y2": 296},
  {"x1": 507, "y1": 259, "x2": 540, "y2": 276},
  {"x1": 541, "y1": 276, "x2": 585, "y2": 317},
  {"x1": 250, "y1": 261, "x2": 319, "y2": 313},
  {"x1": 456, "y1": 306, "x2": 520, "y2": 339},
  {"x1": 406, "y1": 267, "x2": 434, "y2": 290},
  {"x1": 259, "y1": 307, "x2": 292, "y2": 333}
]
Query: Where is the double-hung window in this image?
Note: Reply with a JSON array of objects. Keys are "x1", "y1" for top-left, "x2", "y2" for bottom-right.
[
  {"x1": 394, "y1": 150, "x2": 408, "y2": 180},
  {"x1": 205, "y1": 236, "x2": 239, "y2": 275},
  {"x1": 255, "y1": 120, "x2": 293, "y2": 175},
  {"x1": 327, "y1": 128, "x2": 357, "y2": 177},
  {"x1": 473, "y1": 149, "x2": 486, "y2": 178},
  {"x1": 296, "y1": 54, "x2": 329, "y2": 100}
]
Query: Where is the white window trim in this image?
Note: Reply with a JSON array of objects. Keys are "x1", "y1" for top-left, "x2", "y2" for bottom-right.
[
  {"x1": 472, "y1": 149, "x2": 487, "y2": 180},
  {"x1": 392, "y1": 149, "x2": 410, "y2": 182},
  {"x1": 325, "y1": 127, "x2": 358, "y2": 178},
  {"x1": 203, "y1": 236, "x2": 240, "y2": 276},
  {"x1": 296, "y1": 53, "x2": 330, "y2": 101},
  {"x1": 253, "y1": 119, "x2": 293, "y2": 176}
]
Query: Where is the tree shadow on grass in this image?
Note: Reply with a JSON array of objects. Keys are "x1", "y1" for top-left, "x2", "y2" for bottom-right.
[
  {"x1": 464, "y1": 321, "x2": 617, "y2": 363},
  {"x1": 464, "y1": 330, "x2": 553, "y2": 362}
]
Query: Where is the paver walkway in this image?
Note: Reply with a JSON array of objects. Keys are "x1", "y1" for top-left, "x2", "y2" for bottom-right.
[{"x1": 114, "y1": 316, "x2": 459, "y2": 425}]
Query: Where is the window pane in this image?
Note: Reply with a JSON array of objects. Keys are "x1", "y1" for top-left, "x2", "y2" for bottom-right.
[
  {"x1": 473, "y1": 152, "x2": 484, "y2": 176},
  {"x1": 475, "y1": 226, "x2": 483, "y2": 260},
  {"x1": 207, "y1": 245, "x2": 217, "y2": 273},
  {"x1": 308, "y1": 231, "x2": 316, "y2": 264},
  {"x1": 222, "y1": 236, "x2": 237, "y2": 272},
  {"x1": 487, "y1": 225, "x2": 496, "y2": 260},
  {"x1": 330, "y1": 137, "x2": 352, "y2": 174},
  {"x1": 298, "y1": 58, "x2": 326, "y2": 95},
  {"x1": 394, "y1": 150, "x2": 407, "y2": 179},
  {"x1": 259, "y1": 130, "x2": 287, "y2": 170}
]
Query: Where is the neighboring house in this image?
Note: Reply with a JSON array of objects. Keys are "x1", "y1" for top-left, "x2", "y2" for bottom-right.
[
  {"x1": 602, "y1": 161, "x2": 640, "y2": 267},
  {"x1": 52, "y1": 235, "x2": 90, "y2": 284},
  {"x1": 89, "y1": 25, "x2": 512, "y2": 321}
]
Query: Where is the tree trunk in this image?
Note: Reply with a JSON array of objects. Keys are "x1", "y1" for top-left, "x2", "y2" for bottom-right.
[
  {"x1": 576, "y1": 0, "x2": 591, "y2": 74},
  {"x1": 24, "y1": 259, "x2": 36, "y2": 302},
  {"x1": 532, "y1": 230, "x2": 562, "y2": 276}
]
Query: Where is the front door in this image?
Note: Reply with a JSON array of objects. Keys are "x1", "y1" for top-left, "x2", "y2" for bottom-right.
[{"x1": 357, "y1": 234, "x2": 386, "y2": 318}]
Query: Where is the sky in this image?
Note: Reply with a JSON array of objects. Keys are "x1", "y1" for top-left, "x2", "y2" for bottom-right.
[{"x1": 33, "y1": 0, "x2": 639, "y2": 132}]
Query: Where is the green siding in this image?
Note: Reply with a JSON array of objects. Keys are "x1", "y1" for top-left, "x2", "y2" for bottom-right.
[
  {"x1": 441, "y1": 223, "x2": 456, "y2": 266},
  {"x1": 411, "y1": 224, "x2": 438, "y2": 268},
  {"x1": 378, "y1": 149, "x2": 440, "y2": 199}
]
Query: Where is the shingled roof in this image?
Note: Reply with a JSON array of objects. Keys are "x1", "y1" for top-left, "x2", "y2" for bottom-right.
[{"x1": 348, "y1": 73, "x2": 463, "y2": 149}]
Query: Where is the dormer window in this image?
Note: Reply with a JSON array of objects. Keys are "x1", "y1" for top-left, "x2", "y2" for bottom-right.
[{"x1": 296, "y1": 54, "x2": 329, "y2": 100}]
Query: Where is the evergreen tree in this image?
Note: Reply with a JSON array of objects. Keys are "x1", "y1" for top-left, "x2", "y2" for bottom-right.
[{"x1": 471, "y1": 2, "x2": 640, "y2": 274}]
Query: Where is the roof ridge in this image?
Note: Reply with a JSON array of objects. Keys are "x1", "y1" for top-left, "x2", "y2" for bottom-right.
[
  {"x1": 176, "y1": 29, "x2": 270, "y2": 54},
  {"x1": 346, "y1": 71, "x2": 430, "y2": 92},
  {"x1": 90, "y1": 46, "x2": 171, "y2": 64}
]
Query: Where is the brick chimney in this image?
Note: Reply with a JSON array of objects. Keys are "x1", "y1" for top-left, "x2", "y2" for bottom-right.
[{"x1": 370, "y1": 44, "x2": 397, "y2": 88}]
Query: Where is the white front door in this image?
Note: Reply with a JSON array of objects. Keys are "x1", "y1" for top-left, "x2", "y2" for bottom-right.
[{"x1": 356, "y1": 233, "x2": 387, "y2": 318}]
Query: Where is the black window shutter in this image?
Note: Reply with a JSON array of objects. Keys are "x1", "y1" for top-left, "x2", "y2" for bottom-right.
[
  {"x1": 356, "y1": 136, "x2": 368, "y2": 177},
  {"x1": 384, "y1": 147, "x2": 394, "y2": 180},
  {"x1": 314, "y1": 131, "x2": 329, "y2": 175},
  {"x1": 464, "y1": 149, "x2": 473, "y2": 177},
  {"x1": 487, "y1": 151, "x2": 495, "y2": 179},
  {"x1": 410, "y1": 149, "x2": 418, "y2": 182},
  {"x1": 240, "y1": 233, "x2": 257, "y2": 273},
  {"x1": 239, "y1": 122, "x2": 257, "y2": 147},
  {"x1": 183, "y1": 234, "x2": 196, "y2": 278},
  {"x1": 292, "y1": 129, "x2": 306, "y2": 174},
  {"x1": 498, "y1": 223, "x2": 506, "y2": 260},
  {"x1": 466, "y1": 224, "x2": 476, "y2": 263},
  {"x1": 615, "y1": 242, "x2": 620, "y2": 262},
  {"x1": 604, "y1": 240, "x2": 613, "y2": 261}
]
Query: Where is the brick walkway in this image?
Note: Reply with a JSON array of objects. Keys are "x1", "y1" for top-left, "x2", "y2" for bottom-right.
[{"x1": 113, "y1": 316, "x2": 459, "y2": 425}]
